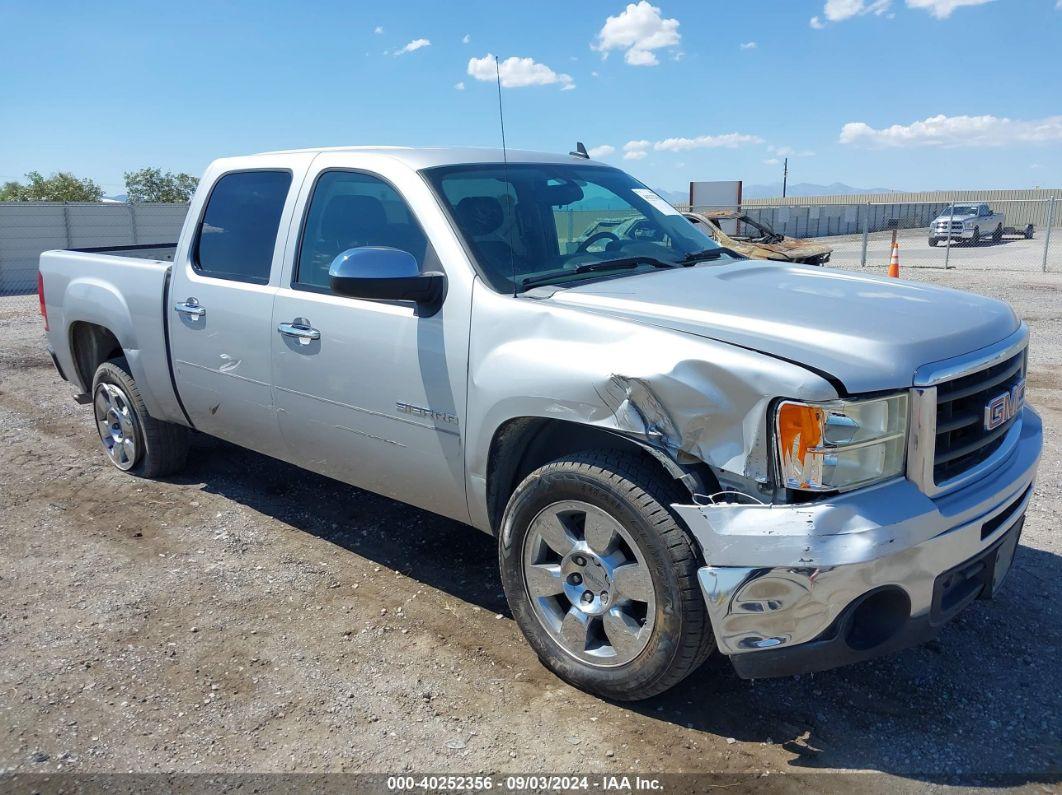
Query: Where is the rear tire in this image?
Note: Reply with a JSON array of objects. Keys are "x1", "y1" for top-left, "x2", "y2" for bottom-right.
[
  {"x1": 91, "y1": 358, "x2": 189, "y2": 478},
  {"x1": 499, "y1": 450, "x2": 714, "y2": 701},
  {"x1": 992, "y1": 224, "x2": 1003, "y2": 243},
  {"x1": 1025, "y1": 225, "x2": 1034, "y2": 240}
]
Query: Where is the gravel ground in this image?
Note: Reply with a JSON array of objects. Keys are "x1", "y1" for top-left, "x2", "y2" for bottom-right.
[
  {"x1": 0, "y1": 266, "x2": 1059, "y2": 785},
  {"x1": 823, "y1": 228, "x2": 1059, "y2": 273}
]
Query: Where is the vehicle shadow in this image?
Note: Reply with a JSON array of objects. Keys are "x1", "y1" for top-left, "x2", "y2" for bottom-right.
[
  {"x1": 176, "y1": 434, "x2": 1060, "y2": 784},
  {"x1": 177, "y1": 433, "x2": 511, "y2": 616},
  {"x1": 955, "y1": 237, "x2": 1031, "y2": 248}
]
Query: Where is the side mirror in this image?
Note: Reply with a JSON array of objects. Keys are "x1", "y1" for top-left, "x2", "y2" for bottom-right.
[{"x1": 329, "y1": 247, "x2": 446, "y2": 315}]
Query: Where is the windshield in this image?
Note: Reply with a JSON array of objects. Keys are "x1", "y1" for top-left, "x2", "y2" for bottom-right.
[
  {"x1": 947, "y1": 205, "x2": 978, "y2": 216},
  {"x1": 423, "y1": 163, "x2": 730, "y2": 293}
]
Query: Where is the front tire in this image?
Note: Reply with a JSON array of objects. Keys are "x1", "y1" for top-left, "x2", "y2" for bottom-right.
[
  {"x1": 499, "y1": 451, "x2": 714, "y2": 701},
  {"x1": 928, "y1": 237, "x2": 939, "y2": 247},
  {"x1": 971, "y1": 226, "x2": 981, "y2": 245},
  {"x1": 92, "y1": 358, "x2": 189, "y2": 478}
]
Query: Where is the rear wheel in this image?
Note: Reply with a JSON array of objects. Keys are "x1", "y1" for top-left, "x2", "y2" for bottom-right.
[
  {"x1": 1025, "y1": 224, "x2": 1034, "y2": 240},
  {"x1": 499, "y1": 451, "x2": 714, "y2": 701},
  {"x1": 92, "y1": 358, "x2": 189, "y2": 478},
  {"x1": 992, "y1": 223, "x2": 1003, "y2": 243}
]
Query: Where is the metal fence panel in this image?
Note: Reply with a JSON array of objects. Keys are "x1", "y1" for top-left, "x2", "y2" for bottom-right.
[
  {"x1": 685, "y1": 198, "x2": 1059, "y2": 275},
  {"x1": 0, "y1": 202, "x2": 188, "y2": 295}
]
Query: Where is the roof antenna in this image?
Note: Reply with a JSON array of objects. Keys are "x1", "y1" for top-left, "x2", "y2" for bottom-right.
[
  {"x1": 494, "y1": 55, "x2": 518, "y2": 297},
  {"x1": 570, "y1": 141, "x2": 590, "y2": 159}
]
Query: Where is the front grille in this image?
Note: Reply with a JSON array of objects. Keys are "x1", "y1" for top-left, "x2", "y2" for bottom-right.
[{"x1": 933, "y1": 350, "x2": 1026, "y2": 484}]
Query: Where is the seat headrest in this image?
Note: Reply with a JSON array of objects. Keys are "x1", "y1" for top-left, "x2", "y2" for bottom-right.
[
  {"x1": 320, "y1": 194, "x2": 387, "y2": 242},
  {"x1": 455, "y1": 196, "x2": 505, "y2": 236}
]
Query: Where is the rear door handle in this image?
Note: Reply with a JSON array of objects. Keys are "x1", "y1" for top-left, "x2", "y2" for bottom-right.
[
  {"x1": 174, "y1": 298, "x2": 206, "y2": 318},
  {"x1": 277, "y1": 322, "x2": 321, "y2": 342}
]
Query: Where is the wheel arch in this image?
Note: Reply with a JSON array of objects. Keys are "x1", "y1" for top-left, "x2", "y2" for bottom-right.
[
  {"x1": 484, "y1": 417, "x2": 716, "y2": 535},
  {"x1": 69, "y1": 321, "x2": 124, "y2": 392}
]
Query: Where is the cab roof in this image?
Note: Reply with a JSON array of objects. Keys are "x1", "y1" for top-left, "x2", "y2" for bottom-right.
[{"x1": 252, "y1": 146, "x2": 602, "y2": 170}]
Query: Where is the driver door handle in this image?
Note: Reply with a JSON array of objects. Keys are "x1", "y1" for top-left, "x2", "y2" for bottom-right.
[
  {"x1": 174, "y1": 298, "x2": 206, "y2": 318},
  {"x1": 277, "y1": 322, "x2": 321, "y2": 342}
]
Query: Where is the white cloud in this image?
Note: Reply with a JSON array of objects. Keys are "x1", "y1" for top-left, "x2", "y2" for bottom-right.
[
  {"x1": 810, "y1": 0, "x2": 890, "y2": 25},
  {"x1": 587, "y1": 144, "x2": 616, "y2": 158},
  {"x1": 905, "y1": 0, "x2": 994, "y2": 18},
  {"x1": 813, "y1": 0, "x2": 991, "y2": 25},
  {"x1": 462, "y1": 33, "x2": 471, "y2": 44},
  {"x1": 826, "y1": 0, "x2": 892, "y2": 20},
  {"x1": 454, "y1": 81, "x2": 465, "y2": 91},
  {"x1": 374, "y1": 26, "x2": 384, "y2": 34},
  {"x1": 394, "y1": 38, "x2": 431, "y2": 55},
  {"x1": 592, "y1": 1, "x2": 681, "y2": 67},
  {"x1": 763, "y1": 158, "x2": 780, "y2": 165},
  {"x1": 739, "y1": 41, "x2": 757, "y2": 49},
  {"x1": 620, "y1": 133, "x2": 762, "y2": 159},
  {"x1": 839, "y1": 114, "x2": 1062, "y2": 148},
  {"x1": 623, "y1": 140, "x2": 651, "y2": 160},
  {"x1": 654, "y1": 132, "x2": 764, "y2": 152},
  {"x1": 467, "y1": 53, "x2": 575, "y2": 90}
]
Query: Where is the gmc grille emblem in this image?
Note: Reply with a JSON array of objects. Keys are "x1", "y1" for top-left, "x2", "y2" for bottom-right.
[{"x1": 984, "y1": 379, "x2": 1025, "y2": 432}]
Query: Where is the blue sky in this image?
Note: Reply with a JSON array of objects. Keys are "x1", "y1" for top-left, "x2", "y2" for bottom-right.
[{"x1": 2, "y1": 0, "x2": 1060, "y2": 196}]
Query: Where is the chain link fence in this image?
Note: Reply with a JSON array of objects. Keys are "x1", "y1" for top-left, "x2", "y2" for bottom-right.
[
  {"x1": 682, "y1": 198, "x2": 1059, "y2": 274},
  {"x1": 0, "y1": 202, "x2": 189, "y2": 300}
]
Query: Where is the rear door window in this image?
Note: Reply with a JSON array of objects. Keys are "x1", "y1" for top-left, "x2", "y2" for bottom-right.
[{"x1": 194, "y1": 170, "x2": 292, "y2": 284}]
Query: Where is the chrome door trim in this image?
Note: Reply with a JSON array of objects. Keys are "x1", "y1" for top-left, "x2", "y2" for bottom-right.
[{"x1": 277, "y1": 322, "x2": 321, "y2": 341}]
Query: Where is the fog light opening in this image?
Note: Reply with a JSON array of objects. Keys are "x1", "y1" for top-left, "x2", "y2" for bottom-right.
[{"x1": 844, "y1": 587, "x2": 911, "y2": 652}]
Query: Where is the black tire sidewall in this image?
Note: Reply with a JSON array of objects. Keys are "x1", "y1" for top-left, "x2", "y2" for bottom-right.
[{"x1": 499, "y1": 461, "x2": 697, "y2": 699}]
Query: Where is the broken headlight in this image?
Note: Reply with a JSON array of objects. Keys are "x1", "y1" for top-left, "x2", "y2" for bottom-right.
[{"x1": 774, "y1": 393, "x2": 908, "y2": 492}]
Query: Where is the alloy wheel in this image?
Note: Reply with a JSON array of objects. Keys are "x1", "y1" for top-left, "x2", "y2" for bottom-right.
[
  {"x1": 522, "y1": 500, "x2": 656, "y2": 667},
  {"x1": 93, "y1": 382, "x2": 139, "y2": 470}
]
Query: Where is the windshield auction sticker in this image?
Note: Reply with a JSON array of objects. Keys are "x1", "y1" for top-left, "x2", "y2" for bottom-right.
[{"x1": 632, "y1": 188, "x2": 681, "y2": 216}]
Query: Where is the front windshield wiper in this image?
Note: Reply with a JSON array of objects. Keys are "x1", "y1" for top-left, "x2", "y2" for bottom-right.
[
  {"x1": 678, "y1": 247, "x2": 742, "y2": 265},
  {"x1": 521, "y1": 256, "x2": 676, "y2": 288}
]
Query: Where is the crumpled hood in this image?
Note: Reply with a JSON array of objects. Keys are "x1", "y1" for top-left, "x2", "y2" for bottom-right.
[{"x1": 546, "y1": 262, "x2": 1020, "y2": 393}]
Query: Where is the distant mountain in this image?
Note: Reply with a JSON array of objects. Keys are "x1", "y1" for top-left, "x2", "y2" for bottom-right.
[
  {"x1": 740, "y1": 182, "x2": 901, "y2": 200},
  {"x1": 103, "y1": 194, "x2": 128, "y2": 203},
  {"x1": 655, "y1": 183, "x2": 901, "y2": 206},
  {"x1": 654, "y1": 189, "x2": 689, "y2": 205}
]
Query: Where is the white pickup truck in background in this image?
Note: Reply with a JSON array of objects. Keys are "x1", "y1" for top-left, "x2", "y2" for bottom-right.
[{"x1": 929, "y1": 203, "x2": 1034, "y2": 246}]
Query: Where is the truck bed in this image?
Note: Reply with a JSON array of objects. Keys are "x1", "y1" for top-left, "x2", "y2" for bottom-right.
[
  {"x1": 38, "y1": 244, "x2": 187, "y2": 426},
  {"x1": 70, "y1": 242, "x2": 177, "y2": 261}
]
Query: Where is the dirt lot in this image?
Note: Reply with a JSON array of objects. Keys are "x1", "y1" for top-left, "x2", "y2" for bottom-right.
[{"x1": 0, "y1": 266, "x2": 1060, "y2": 785}]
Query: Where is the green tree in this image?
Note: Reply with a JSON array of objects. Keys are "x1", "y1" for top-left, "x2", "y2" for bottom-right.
[
  {"x1": 124, "y1": 167, "x2": 199, "y2": 203},
  {"x1": 0, "y1": 171, "x2": 104, "y2": 202}
]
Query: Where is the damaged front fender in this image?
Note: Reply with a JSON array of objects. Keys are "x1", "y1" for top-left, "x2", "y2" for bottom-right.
[{"x1": 464, "y1": 280, "x2": 838, "y2": 531}]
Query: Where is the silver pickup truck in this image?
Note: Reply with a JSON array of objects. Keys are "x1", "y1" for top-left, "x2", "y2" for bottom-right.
[
  {"x1": 38, "y1": 147, "x2": 1041, "y2": 700},
  {"x1": 929, "y1": 203, "x2": 1005, "y2": 246}
]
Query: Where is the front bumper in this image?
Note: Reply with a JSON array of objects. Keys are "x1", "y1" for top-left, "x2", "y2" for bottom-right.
[
  {"x1": 673, "y1": 406, "x2": 1042, "y2": 678},
  {"x1": 932, "y1": 227, "x2": 974, "y2": 240}
]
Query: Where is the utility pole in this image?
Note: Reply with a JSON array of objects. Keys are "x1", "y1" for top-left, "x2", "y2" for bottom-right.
[{"x1": 782, "y1": 157, "x2": 788, "y2": 198}]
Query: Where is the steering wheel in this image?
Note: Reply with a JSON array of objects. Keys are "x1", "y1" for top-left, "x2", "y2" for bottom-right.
[{"x1": 577, "y1": 231, "x2": 620, "y2": 253}]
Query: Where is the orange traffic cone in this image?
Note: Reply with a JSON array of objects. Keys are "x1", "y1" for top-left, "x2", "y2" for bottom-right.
[{"x1": 887, "y1": 241, "x2": 900, "y2": 278}]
